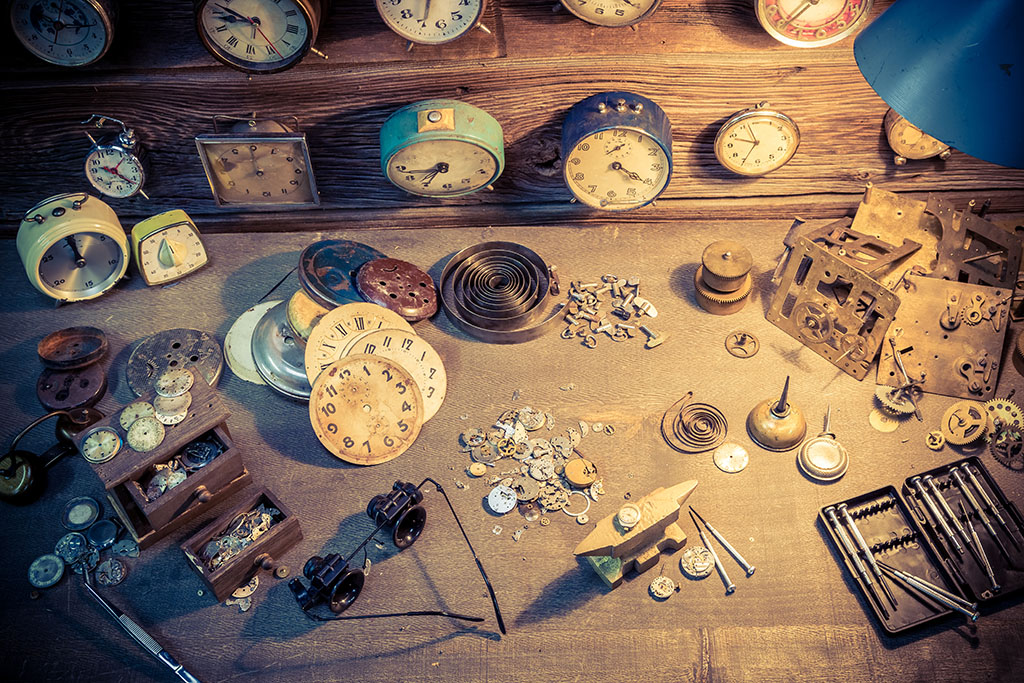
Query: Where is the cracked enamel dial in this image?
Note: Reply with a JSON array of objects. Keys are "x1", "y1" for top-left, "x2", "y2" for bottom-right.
[
  {"x1": 195, "y1": 0, "x2": 319, "y2": 73},
  {"x1": 304, "y1": 302, "x2": 415, "y2": 385},
  {"x1": 714, "y1": 103, "x2": 800, "y2": 176},
  {"x1": 560, "y1": 0, "x2": 663, "y2": 28},
  {"x1": 375, "y1": 0, "x2": 485, "y2": 45}
]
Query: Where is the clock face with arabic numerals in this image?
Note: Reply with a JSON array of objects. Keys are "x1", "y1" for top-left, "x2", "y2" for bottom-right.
[
  {"x1": 303, "y1": 302, "x2": 415, "y2": 385},
  {"x1": 308, "y1": 355, "x2": 424, "y2": 465},
  {"x1": 559, "y1": 0, "x2": 663, "y2": 28},
  {"x1": 375, "y1": 0, "x2": 485, "y2": 45},
  {"x1": 564, "y1": 129, "x2": 671, "y2": 210}
]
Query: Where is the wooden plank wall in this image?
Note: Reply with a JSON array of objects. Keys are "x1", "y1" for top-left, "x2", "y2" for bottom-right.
[{"x1": 2, "y1": 0, "x2": 1023, "y2": 234}]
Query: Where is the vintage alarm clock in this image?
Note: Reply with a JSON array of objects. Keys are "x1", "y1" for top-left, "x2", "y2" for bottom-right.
[
  {"x1": 195, "y1": 115, "x2": 320, "y2": 208},
  {"x1": 883, "y1": 108, "x2": 952, "y2": 165},
  {"x1": 560, "y1": 0, "x2": 663, "y2": 27},
  {"x1": 755, "y1": 0, "x2": 873, "y2": 48},
  {"x1": 82, "y1": 114, "x2": 148, "y2": 200},
  {"x1": 713, "y1": 102, "x2": 800, "y2": 176},
  {"x1": 10, "y1": 0, "x2": 117, "y2": 67},
  {"x1": 375, "y1": 0, "x2": 488, "y2": 47},
  {"x1": 380, "y1": 99, "x2": 504, "y2": 197},
  {"x1": 561, "y1": 92, "x2": 673, "y2": 211},
  {"x1": 130, "y1": 210, "x2": 209, "y2": 285},
  {"x1": 17, "y1": 193, "x2": 130, "y2": 302},
  {"x1": 194, "y1": 0, "x2": 327, "y2": 73}
]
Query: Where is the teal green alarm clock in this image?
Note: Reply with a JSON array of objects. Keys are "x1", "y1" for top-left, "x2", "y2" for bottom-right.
[{"x1": 380, "y1": 99, "x2": 504, "y2": 197}]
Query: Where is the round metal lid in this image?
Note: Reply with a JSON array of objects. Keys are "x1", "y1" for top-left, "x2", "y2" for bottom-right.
[
  {"x1": 37, "y1": 327, "x2": 108, "y2": 369},
  {"x1": 36, "y1": 364, "x2": 107, "y2": 412},
  {"x1": 224, "y1": 300, "x2": 280, "y2": 386},
  {"x1": 797, "y1": 435, "x2": 849, "y2": 482},
  {"x1": 356, "y1": 258, "x2": 438, "y2": 321},
  {"x1": 298, "y1": 240, "x2": 386, "y2": 309},
  {"x1": 251, "y1": 301, "x2": 311, "y2": 400},
  {"x1": 61, "y1": 496, "x2": 101, "y2": 531},
  {"x1": 701, "y1": 240, "x2": 753, "y2": 281},
  {"x1": 126, "y1": 329, "x2": 223, "y2": 397},
  {"x1": 286, "y1": 288, "x2": 330, "y2": 345},
  {"x1": 86, "y1": 518, "x2": 120, "y2": 550}
]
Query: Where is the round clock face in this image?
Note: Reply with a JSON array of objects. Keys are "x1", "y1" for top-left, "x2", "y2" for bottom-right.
[
  {"x1": 10, "y1": 0, "x2": 114, "y2": 67},
  {"x1": 304, "y1": 302, "x2": 416, "y2": 385},
  {"x1": 85, "y1": 146, "x2": 144, "y2": 198},
  {"x1": 81, "y1": 427, "x2": 121, "y2": 463},
  {"x1": 197, "y1": 0, "x2": 313, "y2": 73},
  {"x1": 126, "y1": 416, "x2": 165, "y2": 452},
  {"x1": 560, "y1": 0, "x2": 662, "y2": 28},
  {"x1": 137, "y1": 222, "x2": 208, "y2": 286},
  {"x1": 37, "y1": 232, "x2": 126, "y2": 299},
  {"x1": 386, "y1": 140, "x2": 499, "y2": 197},
  {"x1": 309, "y1": 355, "x2": 424, "y2": 465},
  {"x1": 198, "y1": 138, "x2": 317, "y2": 206},
  {"x1": 714, "y1": 109, "x2": 799, "y2": 176},
  {"x1": 885, "y1": 111, "x2": 946, "y2": 160},
  {"x1": 755, "y1": 0, "x2": 873, "y2": 48},
  {"x1": 375, "y1": 0, "x2": 484, "y2": 45},
  {"x1": 564, "y1": 129, "x2": 671, "y2": 210}
]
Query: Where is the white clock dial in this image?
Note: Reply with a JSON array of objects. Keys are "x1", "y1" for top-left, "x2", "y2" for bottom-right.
[
  {"x1": 386, "y1": 139, "x2": 498, "y2": 196},
  {"x1": 560, "y1": 0, "x2": 661, "y2": 28},
  {"x1": 85, "y1": 146, "x2": 144, "y2": 198},
  {"x1": 81, "y1": 427, "x2": 121, "y2": 463},
  {"x1": 375, "y1": 0, "x2": 484, "y2": 45},
  {"x1": 138, "y1": 223, "x2": 208, "y2": 286},
  {"x1": 200, "y1": 139, "x2": 315, "y2": 205},
  {"x1": 564, "y1": 129, "x2": 670, "y2": 210},
  {"x1": 37, "y1": 232, "x2": 124, "y2": 298},
  {"x1": 198, "y1": 0, "x2": 311, "y2": 71},
  {"x1": 714, "y1": 108, "x2": 800, "y2": 176},
  {"x1": 10, "y1": 0, "x2": 114, "y2": 67}
]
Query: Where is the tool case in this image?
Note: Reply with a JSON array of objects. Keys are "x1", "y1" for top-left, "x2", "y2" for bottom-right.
[{"x1": 819, "y1": 457, "x2": 1024, "y2": 634}]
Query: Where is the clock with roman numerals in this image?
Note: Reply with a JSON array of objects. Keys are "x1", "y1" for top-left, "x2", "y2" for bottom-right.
[{"x1": 194, "y1": 0, "x2": 326, "y2": 73}]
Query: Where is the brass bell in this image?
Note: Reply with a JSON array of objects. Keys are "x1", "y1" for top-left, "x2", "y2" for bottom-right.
[{"x1": 746, "y1": 376, "x2": 807, "y2": 452}]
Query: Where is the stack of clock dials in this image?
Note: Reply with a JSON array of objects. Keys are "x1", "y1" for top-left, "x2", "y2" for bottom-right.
[
  {"x1": 225, "y1": 239, "x2": 448, "y2": 465},
  {"x1": 36, "y1": 327, "x2": 110, "y2": 413}
]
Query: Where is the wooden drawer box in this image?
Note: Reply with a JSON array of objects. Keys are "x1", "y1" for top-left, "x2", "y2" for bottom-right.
[{"x1": 181, "y1": 487, "x2": 303, "y2": 602}]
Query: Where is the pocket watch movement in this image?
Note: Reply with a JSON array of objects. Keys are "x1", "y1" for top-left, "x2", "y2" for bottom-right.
[
  {"x1": 883, "y1": 108, "x2": 952, "y2": 165},
  {"x1": 380, "y1": 99, "x2": 504, "y2": 197},
  {"x1": 755, "y1": 0, "x2": 873, "y2": 48},
  {"x1": 131, "y1": 210, "x2": 209, "y2": 285},
  {"x1": 10, "y1": 0, "x2": 117, "y2": 66},
  {"x1": 560, "y1": 0, "x2": 663, "y2": 28},
  {"x1": 16, "y1": 193, "x2": 129, "y2": 302},
  {"x1": 375, "y1": 0, "x2": 487, "y2": 47},
  {"x1": 713, "y1": 102, "x2": 799, "y2": 176},
  {"x1": 82, "y1": 114, "x2": 148, "y2": 199},
  {"x1": 194, "y1": 0, "x2": 326, "y2": 73},
  {"x1": 196, "y1": 116, "x2": 320, "y2": 208},
  {"x1": 561, "y1": 92, "x2": 673, "y2": 211}
]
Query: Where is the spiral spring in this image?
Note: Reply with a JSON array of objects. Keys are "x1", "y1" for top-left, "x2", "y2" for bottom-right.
[{"x1": 661, "y1": 392, "x2": 728, "y2": 454}]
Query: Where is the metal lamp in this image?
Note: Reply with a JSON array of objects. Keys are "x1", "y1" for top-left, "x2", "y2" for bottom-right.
[{"x1": 853, "y1": 0, "x2": 1024, "y2": 169}]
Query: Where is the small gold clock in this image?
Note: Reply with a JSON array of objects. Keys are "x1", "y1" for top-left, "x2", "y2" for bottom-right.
[{"x1": 713, "y1": 102, "x2": 799, "y2": 176}]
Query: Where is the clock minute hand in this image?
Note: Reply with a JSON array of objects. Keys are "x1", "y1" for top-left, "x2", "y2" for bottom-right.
[
  {"x1": 214, "y1": 3, "x2": 251, "y2": 23},
  {"x1": 65, "y1": 236, "x2": 87, "y2": 268},
  {"x1": 610, "y1": 161, "x2": 643, "y2": 181}
]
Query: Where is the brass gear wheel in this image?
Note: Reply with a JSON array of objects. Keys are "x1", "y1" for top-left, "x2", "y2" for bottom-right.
[
  {"x1": 925, "y1": 431, "x2": 945, "y2": 451},
  {"x1": 1015, "y1": 330, "x2": 1024, "y2": 361},
  {"x1": 791, "y1": 301, "x2": 835, "y2": 344},
  {"x1": 983, "y1": 398, "x2": 1023, "y2": 434},
  {"x1": 694, "y1": 267, "x2": 751, "y2": 315},
  {"x1": 875, "y1": 386, "x2": 916, "y2": 415},
  {"x1": 940, "y1": 401, "x2": 988, "y2": 446},
  {"x1": 990, "y1": 427, "x2": 1024, "y2": 470}
]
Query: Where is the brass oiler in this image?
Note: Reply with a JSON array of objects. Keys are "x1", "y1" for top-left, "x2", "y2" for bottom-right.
[{"x1": 746, "y1": 376, "x2": 807, "y2": 452}]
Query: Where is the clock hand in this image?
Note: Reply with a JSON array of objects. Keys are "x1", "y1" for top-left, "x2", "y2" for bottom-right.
[
  {"x1": 65, "y1": 236, "x2": 87, "y2": 268},
  {"x1": 605, "y1": 143, "x2": 626, "y2": 155},
  {"x1": 746, "y1": 124, "x2": 758, "y2": 144},
  {"x1": 214, "y1": 2, "x2": 284, "y2": 57},
  {"x1": 422, "y1": 0, "x2": 433, "y2": 23},
  {"x1": 401, "y1": 162, "x2": 450, "y2": 175},
  {"x1": 214, "y1": 3, "x2": 251, "y2": 23},
  {"x1": 782, "y1": 0, "x2": 818, "y2": 29},
  {"x1": 610, "y1": 161, "x2": 644, "y2": 182},
  {"x1": 740, "y1": 141, "x2": 758, "y2": 166}
]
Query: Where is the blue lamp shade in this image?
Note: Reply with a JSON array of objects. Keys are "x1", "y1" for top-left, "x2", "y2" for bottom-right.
[{"x1": 854, "y1": 0, "x2": 1024, "y2": 168}]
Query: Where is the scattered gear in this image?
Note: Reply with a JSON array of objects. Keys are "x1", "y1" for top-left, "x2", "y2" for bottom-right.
[
  {"x1": 940, "y1": 401, "x2": 988, "y2": 446},
  {"x1": 694, "y1": 267, "x2": 752, "y2": 315},
  {"x1": 925, "y1": 431, "x2": 945, "y2": 451},
  {"x1": 990, "y1": 428, "x2": 1024, "y2": 470},
  {"x1": 791, "y1": 301, "x2": 835, "y2": 344},
  {"x1": 875, "y1": 386, "x2": 916, "y2": 416},
  {"x1": 649, "y1": 575, "x2": 676, "y2": 600},
  {"x1": 983, "y1": 398, "x2": 1023, "y2": 434}
]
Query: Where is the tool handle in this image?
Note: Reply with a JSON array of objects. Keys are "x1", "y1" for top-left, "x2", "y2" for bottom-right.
[
  {"x1": 157, "y1": 651, "x2": 202, "y2": 683},
  {"x1": 901, "y1": 575, "x2": 978, "y2": 622},
  {"x1": 699, "y1": 530, "x2": 735, "y2": 594},
  {"x1": 826, "y1": 509, "x2": 871, "y2": 581},
  {"x1": 705, "y1": 522, "x2": 755, "y2": 576}
]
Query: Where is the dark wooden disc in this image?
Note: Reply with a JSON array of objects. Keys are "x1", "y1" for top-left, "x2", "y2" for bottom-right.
[
  {"x1": 37, "y1": 327, "x2": 108, "y2": 369},
  {"x1": 36, "y1": 364, "x2": 107, "y2": 411},
  {"x1": 356, "y1": 258, "x2": 438, "y2": 321}
]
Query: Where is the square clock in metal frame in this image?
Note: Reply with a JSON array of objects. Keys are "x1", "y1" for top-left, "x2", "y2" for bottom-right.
[{"x1": 195, "y1": 129, "x2": 320, "y2": 209}]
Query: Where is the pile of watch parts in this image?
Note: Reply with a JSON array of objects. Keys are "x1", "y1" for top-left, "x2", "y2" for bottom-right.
[
  {"x1": 459, "y1": 406, "x2": 612, "y2": 539},
  {"x1": 925, "y1": 397, "x2": 1024, "y2": 471},
  {"x1": 767, "y1": 185, "x2": 1023, "y2": 435},
  {"x1": 137, "y1": 435, "x2": 225, "y2": 502},
  {"x1": 201, "y1": 502, "x2": 282, "y2": 572},
  {"x1": 561, "y1": 274, "x2": 666, "y2": 349}
]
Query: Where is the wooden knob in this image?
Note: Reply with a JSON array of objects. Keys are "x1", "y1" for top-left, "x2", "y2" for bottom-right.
[
  {"x1": 254, "y1": 553, "x2": 275, "y2": 571},
  {"x1": 193, "y1": 485, "x2": 212, "y2": 503}
]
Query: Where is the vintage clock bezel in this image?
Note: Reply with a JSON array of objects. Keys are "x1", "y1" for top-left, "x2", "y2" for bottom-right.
[
  {"x1": 380, "y1": 98, "x2": 505, "y2": 198},
  {"x1": 16, "y1": 192, "x2": 130, "y2": 302},
  {"x1": 713, "y1": 102, "x2": 800, "y2": 176},
  {"x1": 755, "y1": 0, "x2": 874, "y2": 49},
  {"x1": 374, "y1": 0, "x2": 487, "y2": 46},
  {"x1": 130, "y1": 209, "x2": 209, "y2": 286},
  {"x1": 559, "y1": 0, "x2": 664, "y2": 28},
  {"x1": 883, "y1": 108, "x2": 952, "y2": 165},
  {"x1": 10, "y1": 0, "x2": 117, "y2": 67},
  {"x1": 193, "y1": 0, "x2": 324, "y2": 74},
  {"x1": 561, "y1": 91, "x2": 674, "y2": 211},
  {"x1": 195, "y1": 116, "x2": 320, "y2": 208}
]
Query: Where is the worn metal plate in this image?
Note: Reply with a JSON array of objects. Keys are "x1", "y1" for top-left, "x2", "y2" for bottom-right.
[
  {"x1": 126, "y1": 329, "x2": 223, "y2": 397},
  {"x1": 224, "y1": 300, "x2": 280, "y2": 386},
  {"x1": 37, "y1": 326, "x2": 108, "y2": 369},
  {"x1": 298, "y1": 240, "x2": 385, "y2": 310},
  {"x1": 785, "y1": 217, "x2": 922, "y2": 275},
  {"x1": 251, "y1": 301, "x2": 311, "y2": 401},
  {"x1": 768, "y1": 237, "x2": 901, "y2": 380},
  {"x1": 36, "y1": 364, "x2": 107, "y2": 411},
  {"x1": 926, "y1": 195, "x2": 1023, "y2": 289},
  {"x1": 356, "y1": 257, "x2": 438, "y2": 321},
  {"x1": 877, "y1": 273, "x2": 1011, "y2": 400}
]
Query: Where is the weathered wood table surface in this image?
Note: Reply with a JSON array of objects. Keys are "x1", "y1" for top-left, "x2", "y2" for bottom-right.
[{"x1": 2, "y1": 220, "x2": 1023, "y2": 682}]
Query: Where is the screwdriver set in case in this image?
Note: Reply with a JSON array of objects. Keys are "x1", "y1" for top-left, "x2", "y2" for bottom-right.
[{"x1": 820, "y1": 457, "x2": 1024, "y2": 634}]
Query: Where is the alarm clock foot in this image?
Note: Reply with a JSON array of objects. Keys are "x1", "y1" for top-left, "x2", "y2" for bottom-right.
[
  {"x1": 309, "y1": 48, "x2": 329, "y2": 61},
  {"x1": 478, "y1": 24, "x2": 491, "y2": 34}
]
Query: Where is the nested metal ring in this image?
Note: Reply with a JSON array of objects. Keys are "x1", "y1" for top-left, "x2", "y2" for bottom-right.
[
  {"x1": 439, "y1": 241, "x2": 563, "y2": 343},
  {"x1": 661, "y1": 391, "x2": 728, "y2": 454}
]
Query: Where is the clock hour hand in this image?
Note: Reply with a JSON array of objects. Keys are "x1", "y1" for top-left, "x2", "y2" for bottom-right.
[
  {"x1": 65, "y1": 237, "x2": 87, "y2": 268},
  {"x1": 605, "y1": 143, "x2": 626, "y2": 155},
  {"x1": 422, "y1": 0, "x2": 433, "y2": 23},
  {"x1": 214, "y1": 3, "x2": 252, "y2": 23}
]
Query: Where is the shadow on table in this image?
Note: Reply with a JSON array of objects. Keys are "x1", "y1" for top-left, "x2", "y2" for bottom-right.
[{"x1": 513, "y1": 560, "x2": 606, "y2": 627}]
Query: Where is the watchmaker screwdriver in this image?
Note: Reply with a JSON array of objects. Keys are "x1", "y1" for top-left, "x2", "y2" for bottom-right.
[
  {"x1": 960, "y1": 464, "x2": 1021, "y2": 549},
  {"x1": 959, "y1": 501, "x2": 1000, "y2": 592},
  {"x1": 689, "y1": 506, "x2": 755, "y2": 577},
  {"x1": 689, "y1": 509, "x2": 735, "y2": 595},
  {"x1": 949, "y1": 467, "x2": 1011, "y2": 560},
  {"x1": 838, "y1": 503, "x2": 897, "y2": 610},
  {"x1": 877, "y1": 561, "x2": 979, "y2": 622},
  {"x1": 924, "y1": 475, "x2": 973, "y2": 556},
  {"x1": 824, "y1": 507, "x2": 889, "y2": 620},
  {"x1": 910, "y1": 476, "x2": 964, "y2": 555}
]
